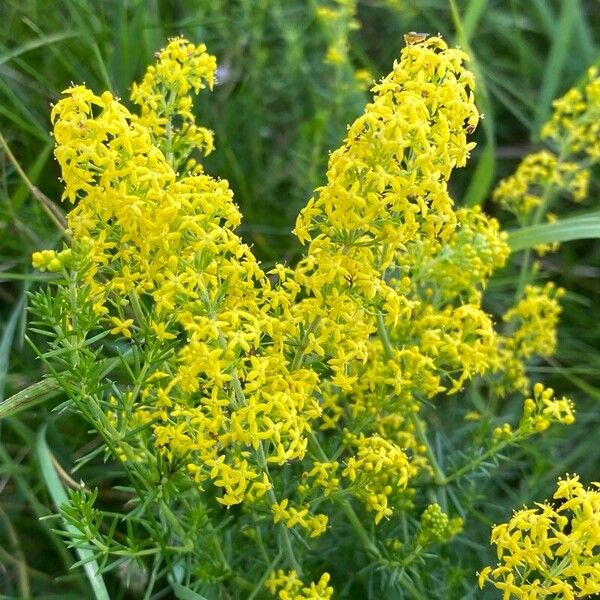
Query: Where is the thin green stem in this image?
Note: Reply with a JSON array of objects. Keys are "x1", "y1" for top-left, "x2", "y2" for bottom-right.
[
  {"x1": 376, "y1": 312, "x2": 394, "y2": 358},
  {"x1": 515, "y1": 147, "x2": 568, "y2": 301},
  {"x1": 290, "y1": 316, "x2": 321, "y2": 371},
  {"x1": 397, "y1": 571, "x2": 429, "y2": 600},
  {"x1": 229, "y1": 366, "x2": 303, "y2": 576},
  {"x1": 409, "y1": 414, "x2": 447, "y2": 486},
  {"x1": 376, "y1": 313, "x2": 447, "y2": 485},
  {"x1": 445, "y1": 439, "x2": 511, "y2": 484},
  {"x1": 162, "y1": 90, "x2": 177, "y2": 167},
  {"x1": 308, "y1": 432, "x2": 381, "y2": 559}
]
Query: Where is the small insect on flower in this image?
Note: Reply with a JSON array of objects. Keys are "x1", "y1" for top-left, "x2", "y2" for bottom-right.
[{"x1": 403, "y1": 31, "x2": 430, "y2": 45}]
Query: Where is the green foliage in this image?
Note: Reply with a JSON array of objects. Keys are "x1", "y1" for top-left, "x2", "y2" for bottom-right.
[{"x1": 1, "y1": 1, "x2": 599, "y2": 599}]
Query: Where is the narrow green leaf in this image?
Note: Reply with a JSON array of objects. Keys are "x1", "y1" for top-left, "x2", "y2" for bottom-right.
[
  {"x1": 572, "y1": 0, "x2": 597, "y2": 64},
  {"x1": 0, "y1": 293, "x2": 25, "y2": 401},
  {"x1": 462, "y1": 0, "x2": 488, "y2": 41},
  {"x1": 530, "y1": 0, "x2": 554, "y2": 35},
  {"x1": 465, "y1": 144, "x2": 495, "y2": 207},
  {"x1": 507, "y1": 211, "x2": 600, "y2": 252},
  {"x1": 0, "y1": 31, "x2": 79, "y2": 67},
  {"x1": 0, "y1": 378, "x2": 61, "y2": 419},
  {"x1": 449, "y1": 0, "x2": 496, "y2": 206},
  {"x1": 533, "y1": 1, "x2": 576, "y2": 132},
  {"x1": 0, "y1": 100, "x2": 50, "y2": 141},
  {"x1": 0, "y1": 272, "x2": 58, "y2": 281},
  {"x1": 36, "y1": 426, "x2": 110, "y2": 600},
  {"x1": 171, "y1": 582, "x2": 209, "y2": 600}
]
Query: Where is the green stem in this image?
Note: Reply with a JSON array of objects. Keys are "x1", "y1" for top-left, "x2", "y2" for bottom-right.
[
  {"x1": 376, "y1": 313, "x2": 447, "y2": 485},
  {"x1": 397, "y1": 571, "x2": 429, "y2": 600},
  {"x1": 376, "y1": 312, "x2": 394, "y2": 358},
  {"x1": 229, "y1": 366, "x2": 303, "y2": 576},
  {"x1": 339, "y1": 498, "x2": 381, "y2": 558},
  {"x1": 409, "y1": 414, "x2": 447, "y2": 486},
  {"x1": 514, "y1": 147, "x2": 568, "y2": 301},
  {"x1": 290, "y1": 316, "x2": 321, "y2": 371},
  {"x1": 308, "y1": 432, "x2": 381, "y2": 559},
  {"x1": 163, "y1": 90, "x2": 177, "y2": 167},
  {"x1": 0, "y1": 378, "x2": 61, "y2": 419},
  {"x1": 444, "y1": 439, "x2": 510, "y2": 484}
]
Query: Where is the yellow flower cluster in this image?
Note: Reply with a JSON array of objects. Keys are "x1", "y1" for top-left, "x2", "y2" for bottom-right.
[
  {"x1": 130, "y1": 37, "x2": 216, "y2": 170},
  {"x1": 36, "y1": 35, "x2": 578, "y2": 591},
  {"x1": 48, "y1": 39, "x2": 323, "y2": 511},
  {"x1": 493, "y1": 151, "x2": 589, "y2": 221},
  {"x1": 503, "y1": 283, "x2": 565, "y2": 359},
  {"x1": 494, "y1": 382, "x2": 575, "y2": 440},
  {"x1": 493, "y1": 68, "x2": 599, "y2": 223},
  {"x1": 32, "y1": 247, "x2": 71, "y2": 272},
  {"x1": 342, "y1": 433, "x2": 411, "y2": 523},
  {"x1": 542, "y1": 66, "x2": 600, "y2": 160},
  {"x1": 300, "y1": 460, "x2": 340, "y2": 497},
  {"x1": 266, "y1": 570, "x2": 334, "y2": 600},
  {"x1": 479, "y1": 475, "x2": 600, "y2": 599},
  {"x1": 285, "y1": 35, "x2": 517, "y2": 512},
  {"x1": 492, "y1": 283, "x2": 565, "y2": 394},
  {"x1": 271, "y1": 499, "x2": 329, "y2": 538},
  {"x1": 292, "y1": 37, "x2": 495, "y2": 390}
]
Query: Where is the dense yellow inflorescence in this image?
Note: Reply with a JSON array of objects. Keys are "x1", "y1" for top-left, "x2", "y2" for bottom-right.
[
  {"x1": 44, "y1": 39, "x2": 323, "y2": 512},
  {"x1": 479, "y1": 475, "x2": 600, "y2": 599},
  {"x1": 493, "y1": 151, "x2": 589, "y2": 221},
  {"x1": 503, "y1": 283, "x2": 565, "y2": 360},
  {"x1": 291, "y1": 35, "x2": 508, "y2": 407},
  {"x1": 33, "y1": 35, "x2": 579, "y2": 596},
  {"x1": 130, "y1": 38, "x2": 217, "y2": 169}
]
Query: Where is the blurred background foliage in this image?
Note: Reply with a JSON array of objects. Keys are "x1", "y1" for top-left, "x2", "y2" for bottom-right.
[{"x1": 0, "y1": 0, "x2": 599, "y2": 597}]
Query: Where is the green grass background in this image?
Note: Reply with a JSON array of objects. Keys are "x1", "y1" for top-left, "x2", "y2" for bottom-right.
[{"x1": 0, "y1": 0, "x2": 599, "y2": 597}]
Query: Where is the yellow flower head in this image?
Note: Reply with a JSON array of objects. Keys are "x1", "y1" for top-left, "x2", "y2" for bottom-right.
[{"x1": 480, "y1": 475, "x2": 600, "y2": 599}]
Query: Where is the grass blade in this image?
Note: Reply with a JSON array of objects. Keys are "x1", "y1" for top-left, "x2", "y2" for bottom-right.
[
  {"x1": 0, "y1": 292, "x2": 25, "y2": 401},
  {"x1": 462, "y1": 0, "x2": 488, "y2": 40},
  {"x1": 0, "y1": 377, "x2": 61, "y2": 419},
  {"x1": 507, "y1": 210, "x2": 600, "y2": 251},
  {"x1": 532, "y1": 1, "x2": 576, "y2": 133},
  {"x1": 0, "y1": 31, "x2": 79, "y2": 67},
  {"x1": 36, "y1": 425, "x2": 110, "y2": 600},
  {"x1": 171, "y1": 582, "x2": 209, "y2": 600},
  {"x1": 464, "y1": 144, "x2": 495, "y2": 208}
]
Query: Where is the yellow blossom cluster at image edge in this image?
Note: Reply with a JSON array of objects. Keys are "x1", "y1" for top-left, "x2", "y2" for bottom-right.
[
  {"x1": 479, "y1": 475, "x2": 600, "y2": 599},
  {"x1": 493, "y1": 67, "x2": 599, "y2": 227}
]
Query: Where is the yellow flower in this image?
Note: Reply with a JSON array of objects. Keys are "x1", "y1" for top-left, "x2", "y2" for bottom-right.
[
  {"x1": 109, "y1": 317, "x2": 134, "y2": 338},
  {"x1": 150, "y1": 321, "x2": 177, "y2": 341}
]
